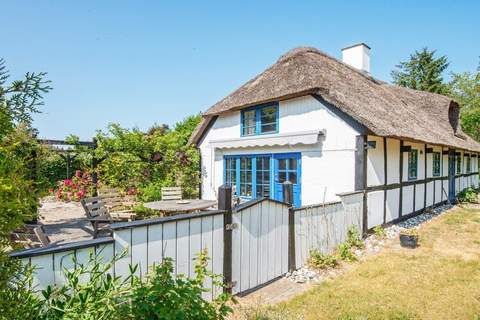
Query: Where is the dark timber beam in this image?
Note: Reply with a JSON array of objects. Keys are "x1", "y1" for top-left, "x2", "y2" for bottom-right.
[
  {"x1": 383, "y1": 137, "x2": 387, "y2": 224},
  {"x1": 399, "y1": 140, "x2": 404, "y2": 218}
]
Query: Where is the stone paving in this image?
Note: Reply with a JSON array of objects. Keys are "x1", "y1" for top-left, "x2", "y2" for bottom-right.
[{"x1": 39, "y1": 197, "x2": 94, "y2": 244}]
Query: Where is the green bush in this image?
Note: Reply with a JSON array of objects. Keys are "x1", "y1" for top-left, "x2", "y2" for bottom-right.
[
  {"x1": 346, "y1": 226, "x2": 364, "y2": 249},
  {"x1": 95, "y1": 115, "x2": 201, "y2": 199},
  {"x1": 137, "y1": 182, "x2": 164, "y2": 202},
  {"x1": 125, "y1": 252, "x2": 233, "y2": 319},
  {"x1": 373, "y1": 225, "x2": 387, "y2": 238},
  {"x1": 4, "y1": 249, "x2": 234, "y2": 320},
  {"x1": 307, "y1": 249, "x2": 338, "y2": 269},
  {"x1": 457, "y1": 187, "x2": 479, "y2": 203},
  {"x1": 132, "y1": 203, "x2": 160, "y2": 219},
  {"x1": 337, "y1": 242, "x2": 356, "y2": 262}
]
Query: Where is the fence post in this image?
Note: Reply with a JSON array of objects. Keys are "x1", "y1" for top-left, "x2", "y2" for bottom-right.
[
  {"x1": 219, "y1": 185, "x2": 233, "y2": 293},
  {"x1": 283, "y1": 182, "x2": 296, "y2": 272}
]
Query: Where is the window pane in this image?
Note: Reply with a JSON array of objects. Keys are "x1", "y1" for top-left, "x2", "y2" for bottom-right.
[
  {"x1": 289, "y1": 172, "x2": 297, "y2": 184},
  {"x1": 261, "y1": 123, "x2": 276, "y2": 133},
  {"x1": 408, "y1": 150, "x2": 417, "y2": 179},
  {"x1": 432, "y1": 153, "x2": 440, "y2": 176},
  {"x1": 243, "y1": 126, "x2": 255, "y2": 136},
  {"x1": 260, "y1": 106, "x2": 277, "y2": 133},
  {"x1": 242, "y1": 110, "x2": 256, "y2": 135},
  {"x1": 288, "y1": 158, "x2": 297, "y2": 171},
  {"x1": 278, "y1": 159, "x2": 286, "y2": 170},
  {"x1": 279, "y1": 171, "x2": 287, "y2": 183}
]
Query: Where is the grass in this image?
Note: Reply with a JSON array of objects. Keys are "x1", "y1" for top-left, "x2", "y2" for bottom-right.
[{"x1": 255, "y1": 206, "x2": 480, "y2": 320}]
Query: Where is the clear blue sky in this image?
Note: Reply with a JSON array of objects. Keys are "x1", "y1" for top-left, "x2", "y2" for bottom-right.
[{"x1": 2, "y1": 0, "x2": 479, "y2": 140}]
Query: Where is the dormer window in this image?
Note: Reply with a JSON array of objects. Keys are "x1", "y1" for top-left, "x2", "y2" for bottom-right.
[{"x1": 241, "y1": 103, "x2": 279, "y2": 136}]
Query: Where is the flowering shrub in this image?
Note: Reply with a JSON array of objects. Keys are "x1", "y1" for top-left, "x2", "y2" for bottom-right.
[{"x1": 51, "y1": 170, "x2": 94, "y2": 201}]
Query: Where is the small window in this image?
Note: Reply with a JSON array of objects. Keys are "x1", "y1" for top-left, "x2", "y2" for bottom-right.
[
  {"x1": 466, "y1": 156, "x2": 471, "y2": 173},
  {"x1": 241, "y1": 104, "x2": 278, "y2": 136},
  {"x1": 408, "y1": 150, "x2": 418, "y2": 180},
  {"x1": 432, "y1": 152, "x2": 441, "y2": 176},
  {"x1": 456, "y1": 155, "x2": 462, "y2": 174}
]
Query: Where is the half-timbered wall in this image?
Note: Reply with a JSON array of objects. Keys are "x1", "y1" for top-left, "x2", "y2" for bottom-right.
[{"x1": 366, "y1": 135, "x2": 479, "y2": 229}]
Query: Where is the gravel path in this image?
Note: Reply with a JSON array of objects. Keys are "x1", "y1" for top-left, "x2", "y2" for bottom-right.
[{"x1": 39, "y1": 197, "x2": 94, "y2": 244}]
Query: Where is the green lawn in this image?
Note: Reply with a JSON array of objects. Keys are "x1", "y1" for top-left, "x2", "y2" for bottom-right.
[{"x1": 247, "y1": 206, "x2": 480, "y2": 320}]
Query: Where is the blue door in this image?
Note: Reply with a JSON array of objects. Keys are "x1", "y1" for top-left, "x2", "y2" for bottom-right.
[
  {"x1": 448, "y1": 150, "x2": 456, "y2": 202},
  {"x1": 273, "y1": 153, "x2": 301, "y2": 207}
]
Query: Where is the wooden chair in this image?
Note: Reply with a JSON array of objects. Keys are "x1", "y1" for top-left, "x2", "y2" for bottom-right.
[
  {"x1": 98, "y1": 188, "x2": 126, "y2": 211},
  {"x1": 33, "y1": 225, "x2": 51, "y2": 247},
  {"x1": 81, "y1": 196, "x2": 133, "y2": 238},
  {"x1": 161, "y1": 187, "x2": 183, "y2": 201}
]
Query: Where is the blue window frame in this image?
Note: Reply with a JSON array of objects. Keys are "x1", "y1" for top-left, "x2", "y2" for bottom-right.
[
  {"x1": 224, "y1": 152, "x2": 301, "y2": 207},
  {"x1": 241, "y1": 103, "x2": 279, "y2": 136},
  {"x1": 255, "y1": 156, "x2": 271, "y2": 198}
]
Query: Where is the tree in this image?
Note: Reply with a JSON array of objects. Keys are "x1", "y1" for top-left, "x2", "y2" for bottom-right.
[
  {"x1": 448, "y1": 60, "x2": 480, "y2": 141},
  {"x1": 0, "y1": 58, "x2": 51, "y2": 129},
  {"x1": 391, "y1": 48, "x2": 449, "y2": 94},
  {"x1": 0, "y1": 60, "x2": 51, "y2": 319}
]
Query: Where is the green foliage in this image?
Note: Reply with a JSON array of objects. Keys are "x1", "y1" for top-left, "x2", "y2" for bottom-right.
[
  {"x1": 337, "y1": 242, "x2": 356, "y2": 262},
  {"x1": 3, "y1": 250, "x2": 233, "y2": 320},
  {"x1": 125, "y1": 251, "x2": 233, "y2": 319},
  {"x1": 39, "y1": 251, "x2": 130, "y2": 320},
  {"x1": 136, "y1": 182, "x2": 164, "y2": 202},
  {"x1": 308, "y1": 226, "x2": 364, "y2": 270},
  {"x1": 95, "y1": 115, "x2": 201, "y2": 199},
  {"x1": 373, "y1": 225, "x2": 387, "y2": 238},
  {"x1": 391, "y1": 48, "x2": 449, "y2": 94},
  {"x1": 457, "y1": 187, "x2": 479, "y2": 203},
  {"x1": 0, "y1": 257, "x2": 42, "y2": 320},
  {"x1": 0, "y1": 58, "x2": 51, "y2": 126},
  {"x1": 447, "y1": 61, "x2": 480, "y2": 141},
  {"x1": 336, "y1": 226, "x2": 364, "y2": 262},
  {"x1": 131, "y1": 203, "x2": 160, "y2": 219},
  {"x1": 346, "y1": 225, "x2": 364, "y2": 249},
  {"x1": 307, "y1": 249, "x2": 338, "y2": 269},
  {"x1": 0, "y1": 125, "x2": 40, "y2": 243}
]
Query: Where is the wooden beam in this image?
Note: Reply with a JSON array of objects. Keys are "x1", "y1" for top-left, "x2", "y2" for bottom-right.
[
  {"x1": 383, "y1": 137, "x2": 387, "y2": 224},
  {"x1": 399, "y1": 140, "x2": 404, "y2": 218}
]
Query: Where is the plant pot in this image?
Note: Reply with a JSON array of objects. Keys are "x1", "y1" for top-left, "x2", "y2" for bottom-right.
[{"x1": 399, "y1": 234, "x2": 418, "y2": 248}]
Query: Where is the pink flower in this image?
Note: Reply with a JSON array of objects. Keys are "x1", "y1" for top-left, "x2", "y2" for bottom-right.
[
  {"x1": 75, "y1": 170, "x2": 82, "y2": 178},
  {"x1": 64, "y1": 179, "x2": 72, "y2": 187},
  {"x1": 48, "y1": 188, "x2": 54, "y2": 194}
]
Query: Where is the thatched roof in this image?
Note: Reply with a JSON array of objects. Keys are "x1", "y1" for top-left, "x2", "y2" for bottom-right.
[{"x1": 190, "y1": 47, "x2": 480, "y2": 152}]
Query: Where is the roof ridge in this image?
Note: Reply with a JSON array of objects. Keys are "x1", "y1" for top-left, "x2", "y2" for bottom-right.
[{"x1": 278, "y1": 46, "x2": 386, "y2": 85}]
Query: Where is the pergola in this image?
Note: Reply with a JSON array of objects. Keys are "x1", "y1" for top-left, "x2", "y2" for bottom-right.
[{"x1": 39, "y1": 138, "x2": 102, "y2": 194}]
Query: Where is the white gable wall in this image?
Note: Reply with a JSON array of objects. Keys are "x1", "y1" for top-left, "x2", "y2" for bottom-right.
[{"x1": 198, "y1": 95, "x2": 361, "y2": 205}]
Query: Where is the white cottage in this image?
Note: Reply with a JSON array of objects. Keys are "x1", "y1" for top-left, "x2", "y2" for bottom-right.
[{"x1": 189, "y1": 44, "x2": 480, "y2": 229}]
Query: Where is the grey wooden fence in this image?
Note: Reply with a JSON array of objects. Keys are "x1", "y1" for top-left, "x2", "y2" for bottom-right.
[
  {"x1": 11, "y1": 186, "x2": 364, "y2": 298},
  {"x1": 230, "y1": 199, "x2": 290, "y2": 294},
  {"x1": 292, "y1": 191, "x2": 364, "y2": 268}
]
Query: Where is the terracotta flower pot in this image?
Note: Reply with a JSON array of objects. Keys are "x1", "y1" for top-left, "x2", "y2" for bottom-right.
[{"x1": 399, "y1": 233, "x2": 418, "y2": 248}]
